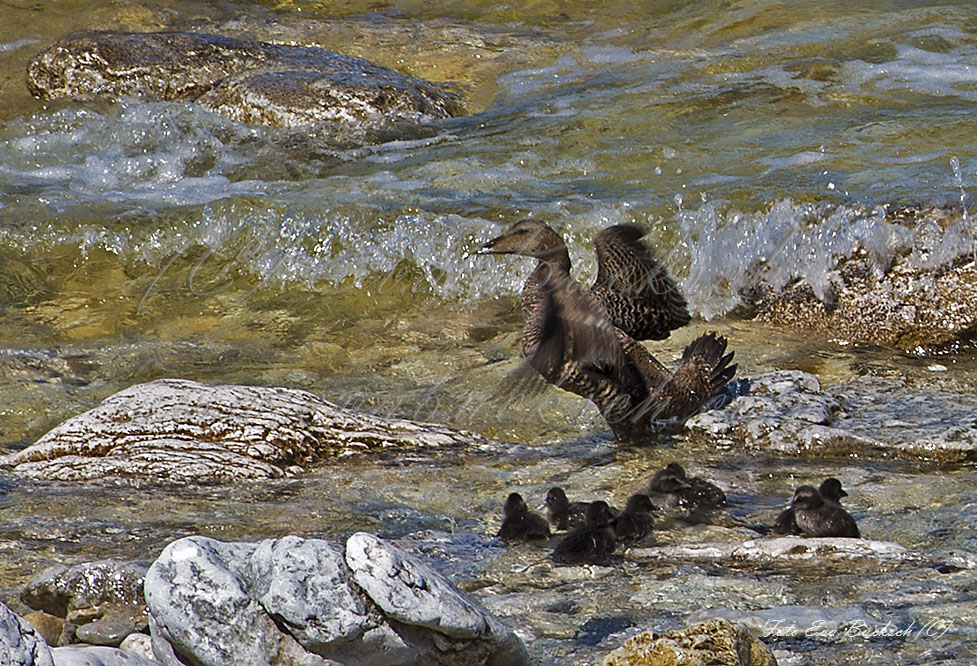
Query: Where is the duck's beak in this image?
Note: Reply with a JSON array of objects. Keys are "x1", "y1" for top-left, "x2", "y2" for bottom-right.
[{"x1": 477, "y1": 235, "x2": 505, "y2": 254}]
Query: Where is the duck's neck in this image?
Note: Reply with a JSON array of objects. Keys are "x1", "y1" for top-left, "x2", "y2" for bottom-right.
[{"x1": 519, "y1": 250, "x2": 571, "y2": 359}]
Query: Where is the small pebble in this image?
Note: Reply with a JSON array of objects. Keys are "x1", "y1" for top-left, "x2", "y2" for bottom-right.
[
  {"x1": 75, "y1": 620, "x2": 132, "y2": 647},
  {"x1": 119, "y1": 632, "x2": 155, "y2": 660}
]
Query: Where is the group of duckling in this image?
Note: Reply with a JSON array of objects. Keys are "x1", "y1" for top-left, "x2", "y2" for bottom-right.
[{"x1": 497, "y1": 464, "x2": 861, "y2": 564}]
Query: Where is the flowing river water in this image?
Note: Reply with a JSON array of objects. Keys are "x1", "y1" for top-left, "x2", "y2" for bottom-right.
[{"x1": 2, "y1": 0, "x2": 977, "y2": 663}]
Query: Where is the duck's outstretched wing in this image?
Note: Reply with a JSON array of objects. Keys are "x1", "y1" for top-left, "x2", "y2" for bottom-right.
[
  {"x1": 591, "y1": 224, "x2": 691, "y2": 341},
  {"x1": 528, "y1": 276, "x2": 629, "y2": 389},
  {"x1": 618, "y1": 332, "x2": 736, "y2": 426}
]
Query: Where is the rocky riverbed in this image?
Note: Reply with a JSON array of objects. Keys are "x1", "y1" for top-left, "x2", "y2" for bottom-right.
[{"x1": 3, "y1": 1, "x2": 977, "y2": 665}]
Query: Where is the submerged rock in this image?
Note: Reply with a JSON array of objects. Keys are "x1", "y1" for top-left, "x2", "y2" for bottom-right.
[
  {"x1": 144, "y1": 533, "x2": 528, "y2": 666},
  {"x1": 26, "y1": 31, "x2": 462, "y2": 131},
  {"x1": 601, "y1": 618, "x2": 777, "y2": 666},
  {"x1": 686, "y1": 370, "x2": 977, "y2": 462},
  {"x1": 0, "y1": 379, "x2": 489, "y2": 482}
]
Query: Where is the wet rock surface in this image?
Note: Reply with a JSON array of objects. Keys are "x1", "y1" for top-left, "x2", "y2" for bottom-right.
[
  {"x1": 20, "y1": 560, "x2": 147, "y2": 630},
  {"x1": 600, "y1": 618, "x2": 777, "y2": 666},
  {"x1": 144, "y1": 533, "x2": 528, "y2": 666},
  {"x1": 0, "y1": 379, "x2": 490, "y2": 483},
  {"x1": 687, "y1": 370, "x2": 977, "y2": 462},
  {"x1": 630, "y1": 537, "x2": 920, "y2": 569},
  {"x1": 26, "y1": 31, "x2": 462, "y2": 131},
  {"x1": 739, "y1": 205, "x2": 977, "y2": 350}
]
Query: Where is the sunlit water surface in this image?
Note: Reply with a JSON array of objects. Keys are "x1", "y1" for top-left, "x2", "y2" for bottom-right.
[{"x1": 2, "y1": 0, "x2": 977, "y2": 663}]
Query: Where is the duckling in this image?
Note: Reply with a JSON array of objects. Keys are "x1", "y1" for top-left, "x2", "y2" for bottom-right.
[
  {"x1": 550, "y1": 500, "x2": 617, "y2": 564},
  {"x1": 773, "y1": 477, "x2": 851, "y2": 536},
  {"x1": 497, "y1": 492, "x2": 551, "y2": 542},
  {"x1": 544, "y1": 487, "x2": 589, "y2": 531},
  {"x1": 479, "y1": 220, "x2": 735, "y2": 440},
  {"x1": 788, "y1": 485, "x2": 860, "y2": 538},
  {"x1": 611, "y1": 493, "x2": 657, "y2": 545},
  {"x1": 645, "y1": 462, "x2": 726, "y2": 512}
]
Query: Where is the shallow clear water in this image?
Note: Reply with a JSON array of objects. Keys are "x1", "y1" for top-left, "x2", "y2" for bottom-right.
[{"x1": 2, "y1": 0, "x2": 977, "y2": 663}]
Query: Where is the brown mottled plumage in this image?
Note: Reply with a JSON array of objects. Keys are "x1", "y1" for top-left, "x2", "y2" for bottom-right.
[
  {"x1": 591, "y1": 224, "x2": 691, "y2": 340},
  {"x1": 478, "y1": 219, "x2": 736, "y2": 440}
]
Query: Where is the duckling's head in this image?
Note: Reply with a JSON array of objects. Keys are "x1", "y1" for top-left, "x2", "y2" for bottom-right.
[
  {"x1": 545, "y1": 487, "x2": 570, "y2": 511},
  {"x1": 503, "y1": 492, "x2": 529, "y2": 517},
  {"x1": 790, "y1": 485, "x2": 824, "y2": 511},
  {"x1": 819, "y1": 477, "x2": 847, "y2": 502},
  {"x1": 479, "y1": 219, "x2": 567, "y2": 260}
]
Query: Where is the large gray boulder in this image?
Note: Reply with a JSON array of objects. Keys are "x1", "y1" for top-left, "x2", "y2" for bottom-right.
[
  {"x1": 0, "y1": 379, "x2": 489, "y2": 483},
  {"x1": 0, "y1": 601, "x2": 55, "y2": 666},
  {"x1": 687, "y1": 370, "x2": 977, "y2": 462},
  {"x1": 50, "y1": 646, "x2": 163, "y2": 666},
  {"x1": 26, "y1": 31, "x2": 462, "y2": 131},
  {"x1": 144, "y1": 534, "x2": 528, "y2": 666}
]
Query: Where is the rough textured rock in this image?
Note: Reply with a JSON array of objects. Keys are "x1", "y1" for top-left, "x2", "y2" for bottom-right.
[
  {"x1": 740, "y1": 204, "x2": 977, "y2": 350},
  {"x1": 50, "y1": 646, "x2": 164, "y2": 666},
  {"x1": 118, "y1": 633, "x2": 155, "y2": 661},
  {"x1": 686, "y1": 370, "x2": 977, "y2": 462},
  {"x1": 144, "y1": 533, "x2": 528, "y2": 666},
  {"x1": 23, "y1": 611, "x2": 63, "y2": 648},
  {"x1": 0, "y1": 601, "x2": 55, "y2": 666},
  {"x1": 0, "y1": 379, "x2": 490, "y2": 482},
  {"x1": 20, "y1": 560, "x2": 147, "y2": 627},
  {"x1": 630, "y1": 537, "x2": 919, "y2": 569},
  {"x1": 26, "y1": 31, "x2": 462, "y2": 131},
  {"x1": 601, "y1": 619, "x2": 777, "y2": 666}
]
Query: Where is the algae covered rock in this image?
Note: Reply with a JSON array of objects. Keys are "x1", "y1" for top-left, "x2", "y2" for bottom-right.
[
  {"x1": 601, "y1": 618, "x2": 776, "y2": 666},
  {"x1": 0, "y1": 378, "x2": 489, "y2": 483},
  {"x1": 26, "y1": 31, "x2": 462, "y2": 131}
]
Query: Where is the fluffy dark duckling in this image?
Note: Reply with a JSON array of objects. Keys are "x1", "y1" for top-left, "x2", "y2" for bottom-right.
[
  {"x1": 610, "y1": 493, "x2": 657, "y2": 545},
  {"x1": 773, "y1": 477, "x2": 850, "y2": 536},
  {"x1": 544, "y1": 487, "x2": 590, "y2": 531},
  {"x1": 497, "y1": 492, "x2": 551, "y2": 543},
  {"x1": 478, "y1": 220, "x2": 736, "y2": 440},
  {"x1": 645, "y1": 462, "x2": 726, "y2": 512},
  {"x1": 788, "y1": 485, "x2": 860, "y2": 538},
  {"x1": 550, "y1": 500, "x2": 617, "y2": 564}
]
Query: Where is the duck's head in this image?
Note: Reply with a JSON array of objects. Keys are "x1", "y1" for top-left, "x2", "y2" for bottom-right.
[{"x1": 478, "y1": 219, "x2": 567, "y2": 260}]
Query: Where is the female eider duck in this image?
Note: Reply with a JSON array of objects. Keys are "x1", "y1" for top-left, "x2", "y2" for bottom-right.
[{"x1": 479, "y1": 220, "x2": 735, "y2": 440}]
